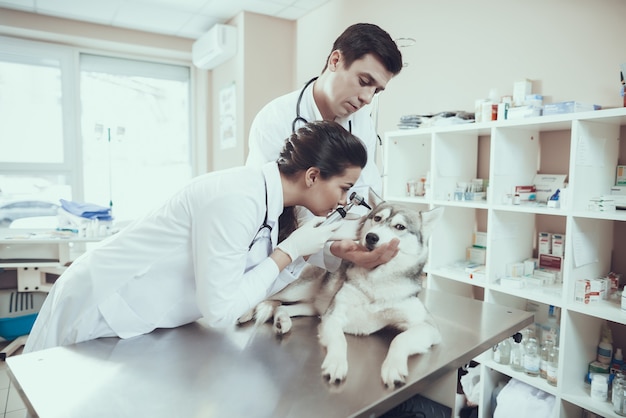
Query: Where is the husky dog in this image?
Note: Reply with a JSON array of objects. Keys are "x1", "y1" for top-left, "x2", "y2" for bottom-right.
[{"x1": 238, "y1": 203, "x2": 443, "y2": 387}]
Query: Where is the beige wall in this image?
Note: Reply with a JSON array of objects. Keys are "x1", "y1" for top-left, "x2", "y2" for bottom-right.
[
  {"x1": 296, "y1": 0, "x2": 626, "y2": 137},
  {"x1": 210, "y1": 12, "x2": 294, "y2": 171}
]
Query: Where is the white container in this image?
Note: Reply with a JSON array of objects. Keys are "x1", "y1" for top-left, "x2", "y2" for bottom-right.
[{"x1": 591, "y1": 374, "x2": 608, "y2": 401}]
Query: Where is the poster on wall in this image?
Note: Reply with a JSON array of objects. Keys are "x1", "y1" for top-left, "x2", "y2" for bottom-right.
[{"x1": 219, "y1": 82, "x2": 236, "y2": 150}]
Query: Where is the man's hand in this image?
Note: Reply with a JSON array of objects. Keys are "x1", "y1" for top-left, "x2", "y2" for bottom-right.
[{"x1": 330, "y1": 238, "x2": 400, "y2": 270}]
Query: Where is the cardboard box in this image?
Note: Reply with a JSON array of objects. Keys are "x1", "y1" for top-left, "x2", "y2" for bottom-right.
[
  {"x1": 466, "y1": 247, "x2": 486, "y2": 264},
  {"x1": 617, "y1": 165, "x2": 626, "y2": 186},
  {"x1": 551, "y1": 233, "x2": 565, "y2": 257},
  {"x1": 538, "y1": 232, "x2": 552, "y2": 255},
  {"x1": 533, "y1": 174, "x2": 567, "y2": 203},
  {"x1": 515, "y1": 185, "x2": 537, "y2": 201},
  {"x1": 542, "y1": 101, "x2": 601, "y2": 116},
  {"x1": 472, "y1": 231, "x2": 488, "y2": 248},
  {"x1": 539, "y1": 254, "x2": 563, "y2": 270}
]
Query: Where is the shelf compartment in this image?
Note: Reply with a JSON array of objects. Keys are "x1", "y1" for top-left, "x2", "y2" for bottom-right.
[
  {"x1": 382, "y1": 131, "x2": 432, "y2": 201},
  {"x1": 569, "y1": 119, "x2": 621, "y2": 212}
]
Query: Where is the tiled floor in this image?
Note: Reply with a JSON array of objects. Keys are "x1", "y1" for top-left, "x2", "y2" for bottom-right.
[{"x1": 0, "y1": 341, "x2": 27, "y2": 418}]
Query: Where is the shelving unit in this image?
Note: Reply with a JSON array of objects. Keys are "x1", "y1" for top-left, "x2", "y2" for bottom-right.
[{"x1": 382, "y1": 107, "x2": 626, "y2": 418}]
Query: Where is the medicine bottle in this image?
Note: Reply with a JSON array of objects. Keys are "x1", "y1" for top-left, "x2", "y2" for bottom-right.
[
  {"x1": 613, "y1": 371, "x2": 626, "y2": 415},
  {"x1": 590, "y1": 374, "x2": 608, "y2": 401},
  {"x1": 540, "y1": 340, "x2": 554, "y2": 379},
  {"x1": 494, "y1": 338, "x2": 511, "y2": 365},
  {"x1": 524, "y1": 337, "x2": 540, "y2": 377},
  {"x1": 547, "y1": 345, "x2": 559, "y2": 386}
]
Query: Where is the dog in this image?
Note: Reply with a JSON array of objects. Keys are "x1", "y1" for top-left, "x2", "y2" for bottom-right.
[{"x1": 237, "y1": 202, "x2": 443, "y2": 388}]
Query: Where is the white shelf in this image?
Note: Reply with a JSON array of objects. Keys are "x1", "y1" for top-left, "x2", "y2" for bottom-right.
[{"x1": 383, "y1": 107, "x2": 626, "y2": 418}]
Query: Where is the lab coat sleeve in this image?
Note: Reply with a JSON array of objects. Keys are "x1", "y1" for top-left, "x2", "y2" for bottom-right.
[{"x1": 191, "y1": 193, "x2": 280, "y2": 327}]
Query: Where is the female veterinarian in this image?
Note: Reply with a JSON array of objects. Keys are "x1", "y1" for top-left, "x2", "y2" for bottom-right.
[{"x1": 24, "y1": 120, "x2": 367, "y2": 353}]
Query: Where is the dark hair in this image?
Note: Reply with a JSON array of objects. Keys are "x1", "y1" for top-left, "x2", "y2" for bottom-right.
[
  {"x1": 276, "y1": 121, "x2": 367, "y2": 242},
  {"x1": 322, "y1": 23, "x2": 403, "y2": 75}
]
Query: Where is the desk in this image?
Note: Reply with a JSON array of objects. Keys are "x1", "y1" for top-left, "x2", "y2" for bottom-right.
[
  {"x1": 0, "y1": 230, "x2": 103, "y2": 292},
  {"x1": 7, "y1": 290, "x2": 533, "y2": 418}
]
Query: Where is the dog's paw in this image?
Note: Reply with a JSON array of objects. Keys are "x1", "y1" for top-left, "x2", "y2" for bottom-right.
[
  {"x1": 272, "y1": 309, "x2": 293, "y2": 335},
  {"x1": 380, "y1": 356, "x2": 409, "y2": 388},
  {"x1": 321, "y1": 354, "x2": 348, "y2": 384},
  {"x1": 236, "y1": 307, "x2": 255, "y2": 324},
  {"x1": 237, "y1": 300, "x2": 277, "y2": 325}
]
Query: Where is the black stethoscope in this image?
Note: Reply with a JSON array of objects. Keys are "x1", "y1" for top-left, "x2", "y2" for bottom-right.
[{"x1": 292, "y1": 77, "x2": 351, "y2": 134}]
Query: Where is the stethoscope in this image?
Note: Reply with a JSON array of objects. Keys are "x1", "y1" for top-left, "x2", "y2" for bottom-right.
[
  {"x1": 248, "y1": 180, "x2": 272, "y2": 251},
  {"x1": 292, "y1": 77, "x2": 351, "y2": 134}
]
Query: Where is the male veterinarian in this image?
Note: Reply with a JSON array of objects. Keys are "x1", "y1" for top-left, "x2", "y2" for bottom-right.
[{"x1": 246, "y1": 22, "x2": 402, "y2": 273}]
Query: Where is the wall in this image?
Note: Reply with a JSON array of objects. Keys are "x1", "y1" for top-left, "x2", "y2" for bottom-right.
[
  {"x1": 210, "y1": 12, "x2": 294, "y2": 171},
  {"x1": 295, "y1": 0, "x2": 626, "y2": 137}
]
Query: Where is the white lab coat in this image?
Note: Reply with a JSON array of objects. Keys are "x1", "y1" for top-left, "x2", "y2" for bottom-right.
[
  {"x1": 24, "y1": 163, "x2": 286, "y2": 353},
  {"x1": 246, "y1": 79, "x2": 381, "y2": 273},
  {"x1": 246, "y1": 78, "x2": 382, "y2": 196}
]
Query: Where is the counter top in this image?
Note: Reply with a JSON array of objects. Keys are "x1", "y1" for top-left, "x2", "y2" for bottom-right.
[{"x1": 7, "y1": 289, "x2": 533, "y2": 418}]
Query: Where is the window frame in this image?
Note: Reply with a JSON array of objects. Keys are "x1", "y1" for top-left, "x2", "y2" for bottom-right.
[{"x1": 0, "y1": 34, "x2": 203, "y2": 207}]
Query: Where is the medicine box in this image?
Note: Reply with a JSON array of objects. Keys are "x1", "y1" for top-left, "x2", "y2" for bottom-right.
[
  {"x1": 616, "y1": 166, "x2": 626, "y2": 185},
  {"x1": 533, "y1": 174, "x2": 567, "y2": 203},
  {"x1": 538, "y1": 232, "x2": 552, "y2": 255},
  {"x1": 539, "y1": 254, "x2": 563, "y2": 271},
  {"x1": 514, "y1": 185, "x2": 537, "y2": 201},
  {"x1": 524, "y1": 258, "x2": 538, "y2": 276},
  {"x1": 466, "y1": 247, "x2": 486, "y2": 264},
  {"x1": 574, "y1": 279, "x2": 602, "y2": 304},
  {"x1": 551, "y1": 233, "x2": 565, "y2": 257},
  {"x1": 472, "y1": 231, "x2": 488, "y2": 248},
  {"x1": 542, "y1": 101, "x2": 601, "y2": 116}
]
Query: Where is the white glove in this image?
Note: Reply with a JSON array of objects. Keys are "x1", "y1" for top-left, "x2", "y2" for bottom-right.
[
  {"x1": 277, "y1": 216, "x2": 341, "y2": 262},
  {"x1": 328, "y1": 215, "x2": 364, "y2": 241}
]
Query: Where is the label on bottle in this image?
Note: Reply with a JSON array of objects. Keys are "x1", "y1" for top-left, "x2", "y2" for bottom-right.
[{"x1": 524, "y1": 356, "x2": 540, "y2": 374}]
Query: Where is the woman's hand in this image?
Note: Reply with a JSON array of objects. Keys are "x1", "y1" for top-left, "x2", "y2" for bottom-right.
[{"x1": 330, "y1": 238, "x2": 399, "y2": 269}]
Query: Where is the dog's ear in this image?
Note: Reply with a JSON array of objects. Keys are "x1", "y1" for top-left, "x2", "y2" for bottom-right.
[{"x1": 420, "y1": 207, "x2": 444, "y2": 242}]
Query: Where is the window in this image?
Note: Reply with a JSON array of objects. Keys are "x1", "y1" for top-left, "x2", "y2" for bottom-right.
[
  {"x1": 0, "y1": 37, "x2": 194, "y2": 226},
  {"x1": 80, "y1": 54, "x2": 192, "y2": 221}
]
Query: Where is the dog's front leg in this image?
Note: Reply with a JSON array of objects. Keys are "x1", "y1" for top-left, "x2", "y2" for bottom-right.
[
  {"x1": 380, "y1": 323, "x2": 441, "y2": 387},
  {"x1": 318, "y1": 316, "x2": 349, "y2": 383}
]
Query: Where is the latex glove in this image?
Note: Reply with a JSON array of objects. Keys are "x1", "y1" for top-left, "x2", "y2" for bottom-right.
[
  {"x1": 277, "y1": 216, "x2": 341, "y2": 262},
  {"x1": 328, "y1": 215, "x2": 364, "y2": 241}
]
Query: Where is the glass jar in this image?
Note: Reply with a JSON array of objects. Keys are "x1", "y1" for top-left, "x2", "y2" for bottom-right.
[
  {"x1": 510, "y1": 341, "x2": 524, "y2": 372},
  {"x1": 540, "y1": 340, "x2": 554, "y2": 379},
  {"x1": 494, "y1": 338, "x2": 511, "y2": 365},
  {"x1": 547, "y1": 345, "x2": 559, "y2": 386},
  {"x1": 524, "y1": 337, "x2": 540, "y2": 377}
]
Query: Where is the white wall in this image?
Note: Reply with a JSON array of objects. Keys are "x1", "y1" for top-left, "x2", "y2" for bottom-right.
[{"x1": 295, "y1": 0, "x2": 626, "y2": 136}]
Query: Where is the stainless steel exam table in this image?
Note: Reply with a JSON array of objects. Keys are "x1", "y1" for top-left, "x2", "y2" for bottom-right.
[{"x1": 6, "y1": 289, "x2": 533, "y2": 418}]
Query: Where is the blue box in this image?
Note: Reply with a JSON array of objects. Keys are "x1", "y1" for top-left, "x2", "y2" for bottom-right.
[
  {"x1": 0, "y1": 313, "x2": 39, "y2": 341},
  {"x1": 0, "y1": 290, "x2": 46, "y2": 340}
]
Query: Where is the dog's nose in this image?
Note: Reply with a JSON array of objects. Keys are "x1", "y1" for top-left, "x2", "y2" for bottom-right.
[{"x1": 365, "y1": 233, "x2": 379, "y2": 247}]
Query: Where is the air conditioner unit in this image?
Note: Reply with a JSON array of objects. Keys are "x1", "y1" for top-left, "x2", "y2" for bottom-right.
[{"x1": 192, "y1": 24, "x2": 237, "y2": 70}]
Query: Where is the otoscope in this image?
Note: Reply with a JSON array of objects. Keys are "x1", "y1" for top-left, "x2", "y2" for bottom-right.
[{"x1": 321, "y1": 192, "x2": 372, "y2": 225}]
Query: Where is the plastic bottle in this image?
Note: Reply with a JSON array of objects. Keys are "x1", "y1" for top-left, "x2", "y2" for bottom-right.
[
  {"x1": 613, "y1": 348, "x2": 625, "y2": 373},
  {"x1": 598, "y1": 337, "x2": 613, "y2": 364},
  {"x1": 524, "y1": 337, "x2": 541, "y2": 377},
  {"x1": 547, "y1": 345, "x2": 559, "y2": 386},
  {"x1": 591, "y1": 374, "x2": 608, "y2": 401},
  {"x1": 540, "y1": 340, "x2": 554, "y2": 379}
]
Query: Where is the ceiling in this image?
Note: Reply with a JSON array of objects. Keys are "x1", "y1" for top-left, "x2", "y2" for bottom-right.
[{"x1": 0, "y1": 0, "x2": 331, "y2": 39}]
